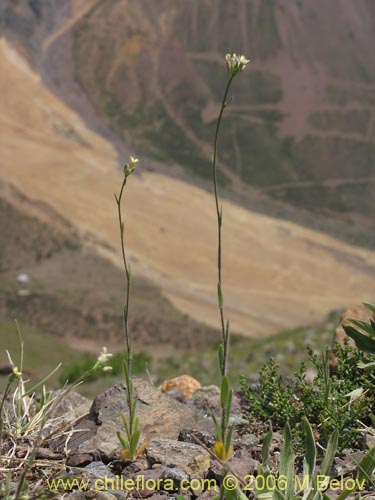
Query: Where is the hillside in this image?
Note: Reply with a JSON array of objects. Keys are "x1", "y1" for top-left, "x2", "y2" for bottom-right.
[
  {"x1": 0, "y1": 35, "x2": 373, "y2": 340},
  {"x1": 1, "y1": 0, "x2": 374, "y2": 247}
]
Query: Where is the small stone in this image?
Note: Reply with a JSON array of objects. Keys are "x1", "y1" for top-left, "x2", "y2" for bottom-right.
[
  {"x1": 95, "y1": 493, "x2": 119, "y2": 500},
  {"x1": 230, "y1": 454, "x2": 256, "y2": 477},
  {"x1": 84, "y1": 461, "x2": 114, "y2": 479},
  {"x1": 178, "y1": 429, "x2": 215, "y2": 448},
  {"x1": 67, "y1": 452, "x2": 97, "y2": 467},
  {"x1": 132, "y1": 467, "x2": 169, "y2": 497},
  {"x1": 161, "y1": 467, "x2": 189, "y2": 483},
  {"x1": 64, "y1": 493, "x2": 86, "y2": 500},
  {"x1": 122, "y1": 458, "x2": 149, "y2": 474},
  {"x1": 233, "y1": 433, "x2": 258, "y2": 449},
  {"x1": 146, "y1": 439, "x2": 211, "y2": 476}
]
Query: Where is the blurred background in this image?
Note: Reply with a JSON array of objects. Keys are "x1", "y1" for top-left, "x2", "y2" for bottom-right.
[{"x1": 0, "y1": 0, "x2": 373, "y2": 392}]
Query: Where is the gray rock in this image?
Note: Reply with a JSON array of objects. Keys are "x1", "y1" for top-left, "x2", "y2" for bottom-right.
[
  {"x1": 67, "y1": 452, "x2": 99, "y2": 467},
  {"x1": 161, "y1": 467, "x2": 189, "y2": 483},
  {"x1": 60, "y1": 380, "x2": 213, "y2": 460},
  {"x1": 190, "y1": 385, "x2": 242, "y2": 414},
  {"x1": 233, "y1": 433, "x2": 259, "y2": 449},
  {"x1": 95, "y1": 493, "x2": 119, "y2": 500},
  {"x1": 146, "y1": 438, "x2": 211, "y2": 476},
  {"x1": 84, "y1": 461, "x2": 114, "y2": 479},
  {"x1": 131, "y1": 467, "x2": 170, "y2": 497},
  {"x1": 49, "y1": 390, "x2": 91, "y2": 419},
  {"x1": 231, "y1": 453, "x2": 256, "y2": 477},
  {"x1": 178, "y1": 428, "x2": 215, "y2": 448},
  {"x1": 44, "y1": 390, "x2": 91, "y2": 439}
]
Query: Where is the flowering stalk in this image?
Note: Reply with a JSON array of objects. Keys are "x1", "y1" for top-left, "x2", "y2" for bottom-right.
[
  {"x1": 115, "y1": 156, "x2": 142, "y2": 460},
  {"x1": 211, "y1": 53, "x2": 250, "y2": 461}
]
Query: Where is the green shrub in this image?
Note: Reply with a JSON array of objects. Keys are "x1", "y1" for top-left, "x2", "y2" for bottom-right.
[{"x1": 240, "y1": 341, "x2": 375, "y2": 451}]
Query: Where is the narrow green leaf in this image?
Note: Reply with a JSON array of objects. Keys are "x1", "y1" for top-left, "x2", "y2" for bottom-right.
[
  {"x1": 302, "y1": 417, "x2": 316, "y2": 478},
  {"x1": 348, "y1": 319, "x2": 374, "y2": 337},
  {"x1": 273, "y1": 491, "x2": 285, "y2": 500},
  {"x1": 225, "y1": 423, "x2": 235, "y2": 454},
  {"x1": 225, "y1": 487, "x2": 249, "y2": 500},
  {"x1": 262, "y1": 424, "x2": 273, "y2": 465},
  {"x1": 356, "y1": 446, "x2": 375, "y2": 483},
  {"x1": 221, "y1": 375, "x2": 230, "y2": 408},
  {"x1": 117, "y1": 431, "x2": 128, "y2": 449},
  {"x1": 23, "y1": 363, "x2": 62, "y2": 396},
  {"x1": 312, "y1": 492, "x2": 323, "y2": 500},
  {"x1": 225, "y1": 388, "x2": 232, "y2": 428},
  {"x1": 208, "y1": 407, "x2": 222, "y2": 441},
  {"x1": 225, "y1": 320, "x2": 230, "y2": 344},
  {"x1": 279, "y1": 422, "x2": 295, "y2": 499},
  {"x1": 130, "y1": 429, "x2": 140, "y2": 457},
  {"x1": 217, "y1": 282, "x2": 223, "y2": 309},
  {"x1": 363, "y1": 303, "x2": 375, "y2": 314},
  {"x1": 218, "y1": 344, "x2": 224, "y2": 373},
  {"x1": 343, "y1": 326, "x2": 375, "y2": 354},
  {"x1": 319, "y1": 429, "x2": 339, "y2": 476}
]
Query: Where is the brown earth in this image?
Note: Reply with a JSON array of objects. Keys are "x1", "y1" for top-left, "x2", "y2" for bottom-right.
[{"x1": 0, "y1": 37, "x2": 373, "y2": 338}]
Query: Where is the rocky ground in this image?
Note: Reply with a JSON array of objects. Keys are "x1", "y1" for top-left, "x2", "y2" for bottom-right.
[{"x1": 1, "y1": 376, "x2": 373, "y2": 500}]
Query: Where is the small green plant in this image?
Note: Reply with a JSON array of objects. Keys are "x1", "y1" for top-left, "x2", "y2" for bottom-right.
[
  {"x1": 255, "y1": 419, "x2": 375, "y2": 500},
  {"x1": 343, "y1": 302, "x2": 375, "y2": 369},
  {"x1": 115, "y1": 156, "x2": 144, "y2": 460},
  {"x1": 0, "y1": 323, "x2": 112, "y2": 499},
  {"x1": 240, "y1": 342, "x2": 374, "y2": 450},
  {"x1": 209, "y1": 53, "x2": 249, "y2": 463}
]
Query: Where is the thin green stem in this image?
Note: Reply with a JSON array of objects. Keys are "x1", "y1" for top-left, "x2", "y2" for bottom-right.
[
  {"x1": 212, "y1": 74, "x2": 235, "y2": 380},
  {"x1": 212, "y1": 73, "x2": 235, "y2": 445},
  {"x1": 116, "y1": 178, "x2": 132, "y2": 376},
  {"x1": 115, "y1": 174, "x2": 136, "y2": 445}
]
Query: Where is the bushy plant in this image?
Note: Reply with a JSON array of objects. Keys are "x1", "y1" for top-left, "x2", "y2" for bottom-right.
[{"x1": 240, "y1": 341, "x2": 374, "y2": 451}]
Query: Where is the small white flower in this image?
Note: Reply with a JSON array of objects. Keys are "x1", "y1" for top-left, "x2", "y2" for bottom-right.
[
  {"x1": 102, "y1": 366, "x2": 113, "y2": 372},
  {"x1": 123, "y1": 155, "x2": 139, "y2": 177},
  {"x1": 97, "y1": 347, "x2": 113, "y2": 365},
  {"x1": 225, "y1": 53, "x2": 250, "y2": 75}
]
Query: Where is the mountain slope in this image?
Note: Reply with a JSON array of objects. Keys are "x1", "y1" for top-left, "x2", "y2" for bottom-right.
[
  {"x1": 1, "y1": 0, "x2": 374, "y2": 247},
  {"x1": 70, "y1": 0, "x2": 374, "y2": 233},
  {"x1": 0, "y1": 37, "x2": 373, "y2": 337}
]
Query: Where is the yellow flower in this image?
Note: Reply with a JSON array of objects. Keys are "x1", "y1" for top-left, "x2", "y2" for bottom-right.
[{"x1": 12, "y1": 366, "x2": 22, "y2": 378}]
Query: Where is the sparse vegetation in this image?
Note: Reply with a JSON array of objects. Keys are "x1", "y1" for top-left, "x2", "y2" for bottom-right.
[
  {"x1": 240, "y1": 341, "x2": 375, "y2": 451},
  {"x1": 0, "y1": 13, "x2": 374, "y2": 495}
]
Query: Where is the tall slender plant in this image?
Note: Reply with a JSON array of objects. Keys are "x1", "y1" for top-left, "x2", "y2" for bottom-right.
[
  {"x1": 210, "y1": 54, "x2": 250, "y2": 462},
  {"x1": 115, "y1": 156, "x2": 142, "y2": 460}
]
